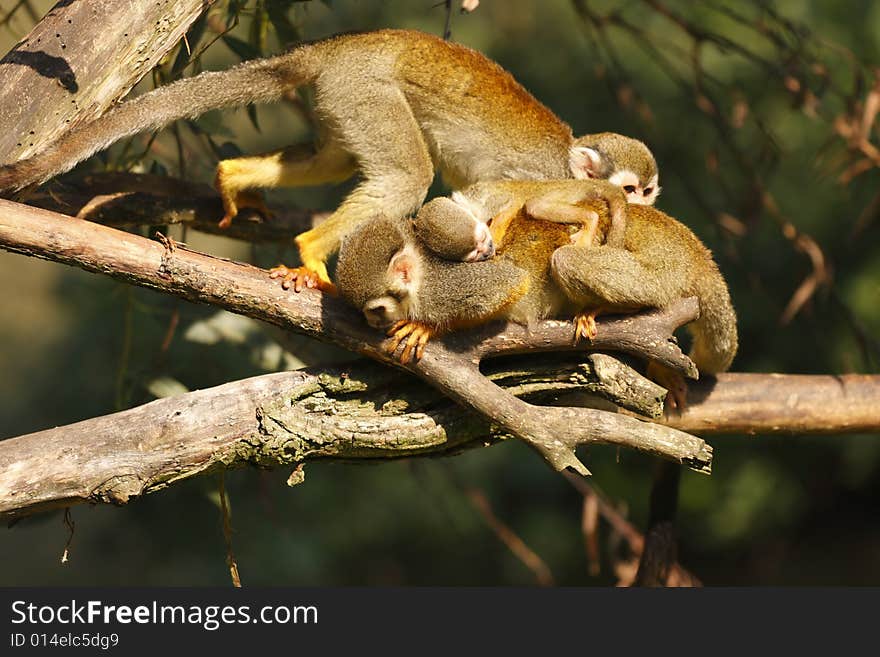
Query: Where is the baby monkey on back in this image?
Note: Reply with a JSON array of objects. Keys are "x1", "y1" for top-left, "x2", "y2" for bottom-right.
[{"x1": 336, "y1": 180, "x2": 738, "y2": 404}]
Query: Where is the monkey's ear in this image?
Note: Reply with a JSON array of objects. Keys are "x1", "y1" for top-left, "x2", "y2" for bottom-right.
[
  {"x1": 389, "y1": 249, "x2": 420, "y2": 289},
  {"x1": 569, "y1": 146, "x2": 603, "y2": 180}
]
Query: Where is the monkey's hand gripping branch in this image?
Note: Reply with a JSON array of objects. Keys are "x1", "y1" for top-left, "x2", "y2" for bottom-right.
[{"x1": 0, "y1": 199, "x2": 711, "y2": 477}]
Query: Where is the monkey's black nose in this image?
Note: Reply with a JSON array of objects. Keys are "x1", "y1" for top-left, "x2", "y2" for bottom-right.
[
  {"x1": 365, "y1": 306, "x2": 387, "y2": 325},
  {"x1": 364, "y1": 299, "x2": 398, "y2": 328}
]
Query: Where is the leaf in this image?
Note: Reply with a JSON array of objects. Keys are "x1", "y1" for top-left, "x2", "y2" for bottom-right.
[
  {"x1": 267, "y1": 1, "x2": 302, "y2": 47},
  {"x1": 145, "y1": 376, "x2": 190, "y2": 399},
  {"x1": 222, "y1": 35, "x2": 262, "y2": 62},
  {"x1": 247, "y1": 104, "x2": 261, "y2": 133}
]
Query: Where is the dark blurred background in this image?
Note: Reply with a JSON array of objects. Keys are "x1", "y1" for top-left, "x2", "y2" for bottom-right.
[{"x1": 0, "y1": 0, "x2": 878, "y2": 585}]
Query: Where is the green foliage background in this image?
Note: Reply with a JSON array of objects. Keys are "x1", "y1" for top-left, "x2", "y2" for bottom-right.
[{"x1": 0, "y1": 0, "x2": 878, "y2": 585}]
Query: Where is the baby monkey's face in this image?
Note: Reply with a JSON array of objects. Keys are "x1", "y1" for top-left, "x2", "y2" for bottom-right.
[{"x1": 609, "y1": 170, "x2": 660, "y2": 206}]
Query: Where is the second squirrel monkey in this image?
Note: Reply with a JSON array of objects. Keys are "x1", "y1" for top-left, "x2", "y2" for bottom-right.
[
  {"x1": 0, "y1": 29, "x2": 659, "y2": 289},
  {"x1": 336, "y1": 182, "x2": 737, "y2": 393},
  {"x1": 413, "y1": 177, "x2": 629, "y2": 264}
]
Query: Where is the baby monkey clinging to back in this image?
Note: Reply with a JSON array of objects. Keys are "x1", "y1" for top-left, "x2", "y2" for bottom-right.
[{"x1": 0, "y1": 29, "x2": 659, "y2": 289}]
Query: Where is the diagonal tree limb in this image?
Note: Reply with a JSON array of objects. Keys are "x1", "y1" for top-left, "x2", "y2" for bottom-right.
[{"x1": 0, "y1": 198, "x2": 711, "y2": 478}]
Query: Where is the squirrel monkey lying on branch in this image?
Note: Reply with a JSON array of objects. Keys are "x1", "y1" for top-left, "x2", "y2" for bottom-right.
[
  {"x1": 0, "y1": 29, "x2": 659, "y2": 291},
  {"x1": 336, "y1": 180, "x2": 737, "y2": 407}
]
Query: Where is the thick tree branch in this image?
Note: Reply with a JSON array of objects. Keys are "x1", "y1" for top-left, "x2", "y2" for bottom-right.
[
  {"x1": 0, "y1": 198, "x2": 711, "y2": 477},
  {"x1": 29, "y1": 173, "x2": 320, "y2": 243},
  {"x1": 664, "y1": 373, "x2": 880, "y2": 434},
  {"x1": 2, "y1": 358, "x2": 877, "y2": 522},
  {"x1": 0, "y1": 1, "x2": 215, "y2": 163},
  {"x1": 0, "y1": 360, "x2": 652, "y2": 521}
]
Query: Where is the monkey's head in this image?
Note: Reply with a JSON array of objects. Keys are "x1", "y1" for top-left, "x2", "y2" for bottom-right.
[
  {"x1": 570, "y1": 132, "x2": 660, "y2": 206},
  {"x1": 336, "y1": 217, "x2": 423, "y2": 329},
  {"x1": 337, "y1": 214, "x2": 530, "y2": 332}
]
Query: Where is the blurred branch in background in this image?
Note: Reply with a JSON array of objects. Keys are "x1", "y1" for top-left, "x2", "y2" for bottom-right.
[
  {"x1": 571, "y1": 0, "x2": 879, "y2": 358},
  {"x1": 564, "y1": 472, "x2": 700, "y2": 586}
]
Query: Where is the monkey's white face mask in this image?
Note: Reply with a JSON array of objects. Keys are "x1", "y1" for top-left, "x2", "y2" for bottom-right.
[
  {"x1": 570, "y1": 145, "x2": 661, "y2": 206},
  {"x1": 362, "y1": 245, "x2": 421, "y2": 329},
  {"x1": 608, "y1": 170, "x2": 661, "y2": 206}
]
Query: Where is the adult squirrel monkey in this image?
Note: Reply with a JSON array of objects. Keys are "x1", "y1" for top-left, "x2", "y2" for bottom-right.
[
  {"x1": 0, "y1": 29, "x2": 659, "y2": 290},
  {"x1": 336, "y1": 181, "x2": 737, "y2": 408}
]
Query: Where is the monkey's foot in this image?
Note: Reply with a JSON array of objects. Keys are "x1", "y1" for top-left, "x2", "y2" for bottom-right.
[
  {"x1": 573, "y1": 308, "x2": 602, "y2": 342},
  {"x1": 218, "y1": 191, "x2": 274, "y2": 229},
  {"x1": 269, "y1": 265, "x2": 337, "y2": 294},
  {"x1": 385, "y1": 320, "x2": 435, "y2": 364},
  {"x1": 463, "y1": 222, "x2": 496, "y2": 262},
  {"x1": 646, "y1": 361, "x2": 689, "y2": 414}
]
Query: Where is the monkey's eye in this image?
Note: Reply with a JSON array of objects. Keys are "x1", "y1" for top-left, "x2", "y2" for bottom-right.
[
  {"x1": 623, "y1": 185, "x2": 637, "y2": 194},
  {"x1": 643, "y1": 187, "x2": 653, "y2": 196}
]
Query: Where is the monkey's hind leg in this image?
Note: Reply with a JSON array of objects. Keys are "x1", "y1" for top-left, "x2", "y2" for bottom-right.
[
  {"x1": 385, "y1": 320, "x2": 436, "y2": 364},
  {"x1": 524, "y1": 197, "x2": 600, "y2": 247},
  {"x1": 214, "y1": 142, "x2": 356, "y2": 228}
]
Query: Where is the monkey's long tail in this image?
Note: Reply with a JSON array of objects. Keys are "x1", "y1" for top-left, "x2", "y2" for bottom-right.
[
  {"x1": 687, "y1": 264, "x2": 738, "y2": 375},
  {"x1": 0, "y1": 49, "x2": 317, "y2": 193}
]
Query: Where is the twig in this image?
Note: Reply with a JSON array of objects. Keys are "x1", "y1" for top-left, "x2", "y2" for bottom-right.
[
  {"x1": 218, "y1": 473, "x2": 242, "y2": 588},
  {"x1": 581, "y1": 491, "x2": 601, "y2": 576},
  {"x1": 465, "y1": 488, "x2": 555, "y2": 586},
  {"x1": 563, "y1": 473, "x2": 700, "y2": 586},
  {"x1": 633, "y1": 461, "x2": 681, "y2": 586},
  {"x1": 60, "y1": 508, "x2": 75, "y2": 565}
]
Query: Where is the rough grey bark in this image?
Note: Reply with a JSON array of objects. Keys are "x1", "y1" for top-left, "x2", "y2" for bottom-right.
[
  {"x1": 0, "y1": 0, "x2": 215, "y2": 163},
  {"x1": 0, "y1": 358, "x2": 661, "y2": 521},
  {"x1": 3, "y1": 358, "x2": 876, "y2": 522}
]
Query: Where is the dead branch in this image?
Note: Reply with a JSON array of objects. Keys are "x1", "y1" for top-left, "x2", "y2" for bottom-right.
[
  {"x1": 664, "y1": 373, "x2": 880, "y2": 435},
  {"x1": 1, "y1": 352, "x2": 878, "y2": 522},
  {"x1": 0, "y1": 198, "x2": 712, "y2": 477},
  {"x1": 0, "y1": 1, "x2": 215, "y2": 163},
  {"x1": 0, "y1": 358, "x2": 652, "y2": 522},
  {"x1": 29, "y1": 173, "x2": 320, "y2": 243}
]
